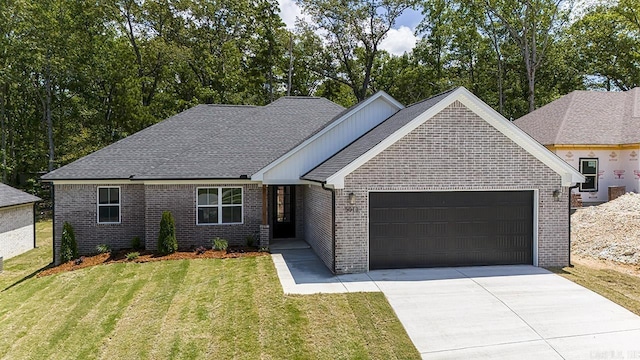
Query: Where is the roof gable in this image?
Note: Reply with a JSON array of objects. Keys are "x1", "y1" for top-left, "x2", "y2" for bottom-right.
[
  {"x1": 0, "y1": 183, "x2": 40, "y2": 208},
  {"x1": 252, "y1": 91, "x2": 403, "y2": 183},
  {"x1": 304, "y1": 87, "x2": 584, "y2": 188}
]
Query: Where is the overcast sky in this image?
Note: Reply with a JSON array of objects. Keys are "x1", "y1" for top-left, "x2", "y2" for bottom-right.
[{"x1": 277, "y1": 0, "x2": 423, "y2": 56}]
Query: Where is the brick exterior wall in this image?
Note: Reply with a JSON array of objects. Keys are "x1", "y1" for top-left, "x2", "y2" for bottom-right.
[
  {"x1": 144, "y1": 183, "x2": 262, "y2": 251},
  {"x1": 0, "y1": 204, "x2": 35, "y2": 259},
  {"x1": 333, "y1": 101, "x2": 569, "y2": 274},
  {"x1": 53, "y1": 183, "x2": 262, "y2": 264},
  {"x1": 54, "y1": 184, "x2": 145, "y2": 264},
  {"x1": 304, "y1": 185, "x2": 334, "y2": 271}
]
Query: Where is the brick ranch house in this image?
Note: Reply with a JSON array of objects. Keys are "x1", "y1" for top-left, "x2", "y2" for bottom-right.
[
  {"x1": 0, "y1": 183, "x2": 40, "y2": 260},
  {"x1": 41, "y1": 87, "x2": 583, "y2": 273},
  {"x1": 515, "y1": 88, "x2": 640, "y2": 204}
]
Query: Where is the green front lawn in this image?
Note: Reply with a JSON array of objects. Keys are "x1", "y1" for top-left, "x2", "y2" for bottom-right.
[
  {"x1": 0, "y1": 221, "x2": 419, "y2": 359},
  {"x1": 551, "y1": 261, "x2": 640, "y2": 317}
]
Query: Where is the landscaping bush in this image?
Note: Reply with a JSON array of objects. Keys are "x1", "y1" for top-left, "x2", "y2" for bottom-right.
[
  {"x1": 245, "y1": 235, "x2": 255, "y2": 247},
  {"x1": 157, "y1": 211, "x2": 178, "y2": 255},
  {"x1": 131, "y1": 236, "x2": 143, "y2": 250},
  {"x1": 95, "y1": 244, "x2": 111, "y2": 254},
  {"x1": 60, "y1": 222, "x2": 78, "y2": 262},
  {"x1": 125, "y1": 252, "x2": 140, "y2": 261},
  {"x1": 211, "y1": 237, "x2": 228, "y2": 251}
]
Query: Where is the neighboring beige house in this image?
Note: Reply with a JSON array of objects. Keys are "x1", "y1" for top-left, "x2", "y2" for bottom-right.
[
  {"x1": 42, "y1": 87, "x2": 583, "y2": 273},
  {"x1": 515, "y1": 88, "x2": 640, "y2": 204},
  {"x1": 0, "y1": 183, "x2": 40, "y2": 260}
]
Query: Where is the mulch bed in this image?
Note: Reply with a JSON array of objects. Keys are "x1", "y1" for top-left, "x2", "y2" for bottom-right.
[{"x1": 38, "y1": 247, "x2": 269, "y2": 277}]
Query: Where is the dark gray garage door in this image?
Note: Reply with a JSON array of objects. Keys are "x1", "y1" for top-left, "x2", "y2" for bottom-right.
[{"x1": 369, "y1": 191, "x2": 533, "y2": 269}]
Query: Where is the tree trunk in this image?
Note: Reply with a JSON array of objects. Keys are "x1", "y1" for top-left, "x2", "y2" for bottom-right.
[
  {"x1": 0, "y1": 82, "x2": 7, "y2": 182},
  {"x1": 45, "y1": 60, "x2": 54, "y2": 172},
  {"x1": 527, "y1": 67, "x2": 535, "y2": 113}
]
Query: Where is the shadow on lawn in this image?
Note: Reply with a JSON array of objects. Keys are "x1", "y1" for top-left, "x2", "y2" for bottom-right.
[{"x1": 2, "y1": 263, "x2": 55, "y2": 292}]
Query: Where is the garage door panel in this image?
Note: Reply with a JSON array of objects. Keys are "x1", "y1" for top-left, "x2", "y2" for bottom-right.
[{"x1": 369, "y1": 191, "x2": 534, "y2": 269}]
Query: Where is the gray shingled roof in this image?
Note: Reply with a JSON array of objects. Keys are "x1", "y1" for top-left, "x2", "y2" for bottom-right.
[
  {"x1": 514, "y1": 88, "x2": 640, "y2": 145},
  {"x1": 303, "y1": 89, "x2": 457, "y2": 182},
  {"x1": 41, "y1": 97, "x2": 344, "y2": 180},
  {"x1": 0, "y1": 183, "x2": 40, "y2": 208}
]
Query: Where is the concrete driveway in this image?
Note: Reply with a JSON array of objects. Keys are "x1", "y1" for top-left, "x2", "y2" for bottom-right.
[{"x1": 272, "y1": 246, "x2": 640, "y2": 359}]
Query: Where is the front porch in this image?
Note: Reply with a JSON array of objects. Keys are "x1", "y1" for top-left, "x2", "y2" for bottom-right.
[{"x1": 259, "y1": 185, "x2": 306, "y2": 248}]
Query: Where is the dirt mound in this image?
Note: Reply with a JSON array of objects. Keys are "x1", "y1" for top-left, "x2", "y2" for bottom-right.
[{"x1": 572, "y1": 193, "x2": 640, "y2": 264}]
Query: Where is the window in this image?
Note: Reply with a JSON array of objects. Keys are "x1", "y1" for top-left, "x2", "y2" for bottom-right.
[
  {"x1": 97, "y1": 187, "x2": 120, "y2": 223},
  {"x1": 197, "y1": 187, "x2": 242, "y2": 224},
  {"x1": 579, "y1": 158, "x2": 598, "y2": 192}
]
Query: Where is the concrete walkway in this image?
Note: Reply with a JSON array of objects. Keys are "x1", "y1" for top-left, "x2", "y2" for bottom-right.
[{"x1": 271, "y1": 244, "x2": 640, "y2": 359}]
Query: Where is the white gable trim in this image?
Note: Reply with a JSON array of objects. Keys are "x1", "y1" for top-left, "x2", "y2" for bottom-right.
[
  {"x1": 326, "y1": 87, "x2": 584, "y2": 189},
  {"x1": 251, "y1": 91, "x2": 404, "y2": 181}
]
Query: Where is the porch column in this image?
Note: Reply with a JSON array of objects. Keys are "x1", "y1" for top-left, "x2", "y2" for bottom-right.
[
  {"x1": 260, "y1": 185, "x2": 270, "y2": 247},
  {"x1": 262, "y1": 185, "x2": 268, "y2": 225}
]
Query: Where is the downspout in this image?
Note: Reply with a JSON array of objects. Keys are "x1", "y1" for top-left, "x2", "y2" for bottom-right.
[
  {"x1": 568, "y1": 184, "x2": 579, "y2": 267},
  {"x1": 321, "y1": 182, "x2": 336, "y2": 274},
  {"x1": 33, "y1": 202, "x2": 37, "y2": 248},
  {"x1": 51, "y1": 184, "x2": 55, "y2": 265}
]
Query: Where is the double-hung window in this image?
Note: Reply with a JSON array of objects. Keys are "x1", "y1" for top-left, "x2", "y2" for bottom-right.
[
  {"x1": 579, "y1": 158, "x2": 598, "y2": 192},
  {"x1": 97, "y1": 187, "x2": 120, "y2": 223},
  {"x1": 197, "y1": 187, "x2": 243, "y2": 224}
]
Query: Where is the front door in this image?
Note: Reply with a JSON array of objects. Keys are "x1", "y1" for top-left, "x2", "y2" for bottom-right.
[{"x1": 272, "y1": 185, "x2": 296, "y2": 238}]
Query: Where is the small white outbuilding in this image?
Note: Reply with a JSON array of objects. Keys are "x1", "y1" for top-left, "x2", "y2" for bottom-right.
[{"x1": 0, "y1": 183, "x2": 40, "y2": 260}]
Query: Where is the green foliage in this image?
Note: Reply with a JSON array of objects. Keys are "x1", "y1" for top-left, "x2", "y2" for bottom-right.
[
  {"x1": 125, "y1": 252, "x2": 140, "y2": 261},
  {"x1": 157, "y1": 211, "x2": 177, "y2": 255},
  {"x1": 211, "y1": 237, "x2": 228, "y2": 251},
  {"x1": 131, "y1": 236, "x2": 143, "y2": 250},
  {"x1": 60, "y1": 222, "x2": 78, "y2": 262},
  {"x1": 3, "y1": 0, "x2": 640, "y2": 193},
  {"x1": 245, "y1": 235, "x2": 255, "y2": 247},
  {"x1": 95, "y1": 244, "x2": 111, "y2": 254}
]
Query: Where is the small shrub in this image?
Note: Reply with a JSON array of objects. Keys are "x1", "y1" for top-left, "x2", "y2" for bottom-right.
[
  {"x1": 245, "y1": 235, "x2": 255, "y2": 247},
  {"x1": 131, "y1": 236, "x2": 143, "y2": 250},
  {"x1": 60, "y1": 222, "x2": 78, "y2": 262},
  {"x1": 211, "y1": 237, "x2": 228, "y2": 251},
  {"x1": 157, "y1": 211, "x2": 178, "y2": 255},
  {"x1": 95, "y1": 244, "x2": 111, "y2": 254},
  {"x1": 195, "y1": 246, "x2": 207, "y2": 255},
  {"x1": 125, "y1": 252, "x2": 140, "y2": 261}
]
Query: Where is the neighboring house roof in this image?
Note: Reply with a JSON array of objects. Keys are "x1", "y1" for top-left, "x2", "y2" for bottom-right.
[
  {"x1": 303, "y1": 87, "x2": 584, "y2": 188},
  {"x1": 0, "y1": 183, "x2": 40, "y2": 208},
  {"x1": 514, "y1": 88, "x2": 640, "y2": 145},
  {"x1": 41, "y1": 97, "x2": 345, "y2": 180}
]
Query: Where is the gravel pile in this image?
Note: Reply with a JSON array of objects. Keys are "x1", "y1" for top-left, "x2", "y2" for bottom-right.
[{"x1": 572, "y1": 193, "x2": 640, "y2": 264}]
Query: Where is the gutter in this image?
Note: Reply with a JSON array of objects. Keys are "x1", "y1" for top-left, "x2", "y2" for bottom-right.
[
  {"x1": 568, "y1": 184, "x2": 579, "y2": 267},
  {"x1": 321, "y1": 182, "x2": 336, "y2": 274},
  {"x1": 51, "y1": 185, "x2": 55, "y2": 265},
  {"x1": 33, "y1": 202, "x2": 37, "y2": 249}
]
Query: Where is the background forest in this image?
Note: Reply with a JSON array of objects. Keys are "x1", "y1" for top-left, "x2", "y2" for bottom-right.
[{"x1": 0, "y1": 0, "x2": 638, "y2": 200}]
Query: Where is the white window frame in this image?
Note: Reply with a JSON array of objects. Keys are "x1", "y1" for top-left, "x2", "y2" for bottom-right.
[
  {"x1": 579, "y1": 158, "x2": 598, "y2": 192},
  {"x1": 97, "y1": 186, "x2": 121, "y2": 224},
  {"x1": 196, "y1": 187, "x2": 243, "y2": 225}
]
